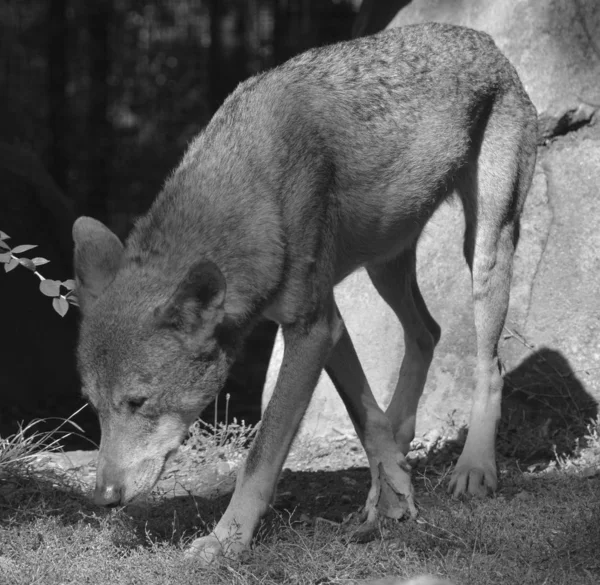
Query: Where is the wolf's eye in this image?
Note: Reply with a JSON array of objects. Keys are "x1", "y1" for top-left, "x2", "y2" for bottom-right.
[{"x1": 127, "y1": 397, "x2": 147, "y2": 411}]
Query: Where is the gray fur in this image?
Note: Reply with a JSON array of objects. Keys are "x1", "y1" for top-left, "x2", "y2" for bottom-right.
[{"x1": 73, "y1": 23, "x2": 537, "y2": 563}]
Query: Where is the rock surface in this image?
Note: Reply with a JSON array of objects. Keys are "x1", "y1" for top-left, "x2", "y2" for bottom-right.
[
  {"x1": 263, "y1": 1, "x2": 600, "y2": 445},
  {"x1": 505, "y1": 127, "x2": 600, "y2": 404}
]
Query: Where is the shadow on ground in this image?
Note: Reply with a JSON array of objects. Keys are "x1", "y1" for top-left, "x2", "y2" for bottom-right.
[
  {"x1": 500, "y1": 346, "x2": 597, "y2": 461},
  {"x1": 416, "y1": 347, "x2": 597, "y2": 472}
]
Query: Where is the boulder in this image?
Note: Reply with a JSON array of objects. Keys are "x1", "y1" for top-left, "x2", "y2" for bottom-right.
[
  {"x1": 263, "y1": 2, "x2": 600, "y2": 447},
  {"x1": 503, "y1": 128, "x2": 600, "y2": 414}
]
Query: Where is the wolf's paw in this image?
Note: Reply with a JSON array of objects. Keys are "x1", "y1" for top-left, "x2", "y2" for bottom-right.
[
  {"x1": 184, "y1": 534, "x2": 248, "y2": 567},
  {"x1": 346, "y1": 458, "x2": 417, "y2": 543},
  {"x1": 448, "y1": 455, "x2": 497, "y2": 498},
  {"x1": 361, "y1": 459, "x2": 417, "y2": 528},
  {"x1": 377, "y1": 460, "x2": 418, "y2": 519}
]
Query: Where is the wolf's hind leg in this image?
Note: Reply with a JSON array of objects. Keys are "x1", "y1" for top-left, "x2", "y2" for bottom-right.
[
  {"x1": 366, "y1": 247, "x2": 441, "y2": 455},
  {"x1": 448, "y1": 104, "x2": 537, "y2": 497},
  {"x1": 448, "y1": 210, "x2": 515, "y2": 498},
  {"x1": 325, "y1": 301, "x2": 417, "y2": 529}
]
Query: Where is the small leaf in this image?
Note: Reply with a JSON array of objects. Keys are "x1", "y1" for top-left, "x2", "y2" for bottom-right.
[
  {"x1": 0, "y1": 253, "x2": 11, "y2": 263},
  {"x1": 19, "y1": 258, "x2": 36, "y2": 271},
  {"x1": 0, "y1": 240, "x2": 9, "y2": 250},
  {"x1": 62, "y1": 279, "x2": 76, "y2": 290},
  {"x1": 5, "y1": 257, "x2": 19, "y2": 272},
  {"x1": 66, "y1": 292, "x2": 79, "y2": 306},
  {"x1": 0, "y1": 231, "x2": 9, "y2": 240},
  {"x1": 40, "y1": 279, "x2": 61, "y2": 297},
  {"x1": 53, "y1": 297, "x2": 69, "y2": 317},
  {"x1": 11, "y1": 244, "x2": 37, "y2": 254},
  {"x1": 32, "y1": 257, "x2": 50, "y2": 266}
]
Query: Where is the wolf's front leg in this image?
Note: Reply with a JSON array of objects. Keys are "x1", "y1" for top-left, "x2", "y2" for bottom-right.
[
  {"x1": 325, "y1": 306, "x2": 417, "y2": 532},
  {"x1": 186, "y1": 315, "x2": 337, "y2": 566}
]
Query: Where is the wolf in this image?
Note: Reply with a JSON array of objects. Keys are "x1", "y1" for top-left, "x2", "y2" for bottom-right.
[{"x1": 73, "y1": 22, "x2": 537, "y2": 564}]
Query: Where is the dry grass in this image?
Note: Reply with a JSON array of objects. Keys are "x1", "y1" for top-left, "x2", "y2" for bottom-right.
[
  {"x1": 0, "y1": 415, "x2": 599, "y2": 585},
  {"x1": 0, "y1": 406, "x2": 88, "y2": 475}
]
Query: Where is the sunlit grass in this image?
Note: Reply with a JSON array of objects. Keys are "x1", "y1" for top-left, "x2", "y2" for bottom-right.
[
  {"x1": 0, "y1": 411, "x2": 598, "y2": 585},
  {"x1": 0, "y1": 405, "x2": 87, "y2": 474}
]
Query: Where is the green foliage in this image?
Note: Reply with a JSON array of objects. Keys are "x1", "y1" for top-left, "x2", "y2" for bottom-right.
[{"x1": 0, "y1": 230, "x2": 77, "y2": 316}]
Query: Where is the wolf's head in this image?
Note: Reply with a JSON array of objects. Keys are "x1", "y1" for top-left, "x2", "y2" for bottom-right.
[{"x1": 73, "y1": 217, "x2": 235, "y2": 506}]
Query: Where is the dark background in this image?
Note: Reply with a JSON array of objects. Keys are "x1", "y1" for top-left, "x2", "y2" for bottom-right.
[
  {"x1": 3, "y1": 0, "x2": 358, "y2": 228},
  {"x1": 0, "y1": 0, "x2": 359, "y2": 446}
]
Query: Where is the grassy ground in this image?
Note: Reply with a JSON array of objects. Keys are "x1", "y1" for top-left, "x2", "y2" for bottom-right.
[{"x1": 0, "y1": 418, "x2": 599, "y2": 585}]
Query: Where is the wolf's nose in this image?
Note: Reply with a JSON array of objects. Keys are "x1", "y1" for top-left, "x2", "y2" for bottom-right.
[{"x1": 94, "y1": 483, "x2": 122, "y2": 507}]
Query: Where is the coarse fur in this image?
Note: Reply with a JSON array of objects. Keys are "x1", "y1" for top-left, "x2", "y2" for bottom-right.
[{"x1": 73, "y1": 23, "x2": 537, "y2": 564}]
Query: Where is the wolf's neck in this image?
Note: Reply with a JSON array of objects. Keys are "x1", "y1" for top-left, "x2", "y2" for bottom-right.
[{"x1": 124, "y1": 139, "x2": 285, "y2": 324}]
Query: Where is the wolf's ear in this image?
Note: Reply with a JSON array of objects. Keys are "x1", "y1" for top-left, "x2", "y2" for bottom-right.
[
  {"x1": 157, "y1": 260, "x2": 226, "y2": 337},
  {"x1": 73, "y1": 217, "x2": 124, "y2": 308}
]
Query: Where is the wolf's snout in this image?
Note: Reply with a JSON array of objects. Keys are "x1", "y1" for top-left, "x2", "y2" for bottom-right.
[{"x1": 94, "y1": 482, "x2": 122, "y2": 507}]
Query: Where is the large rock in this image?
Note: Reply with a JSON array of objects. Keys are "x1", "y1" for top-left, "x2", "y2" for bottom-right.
[
  {"x1": 263, "y1": 2, "x2": 600, "y2": 445},
  {"x1": 505, "y1": 128, "x2": 600, "y2": 406}
]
